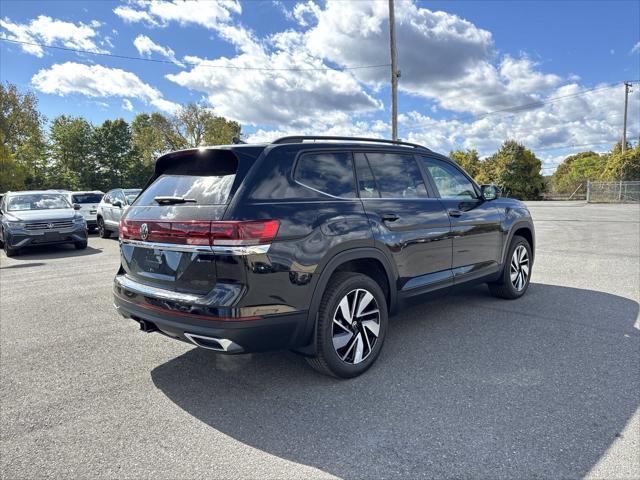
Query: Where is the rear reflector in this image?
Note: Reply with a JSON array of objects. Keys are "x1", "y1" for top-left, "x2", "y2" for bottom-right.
[{"x1": 120, "y1": 218, "x2": 279, "y2": 246}]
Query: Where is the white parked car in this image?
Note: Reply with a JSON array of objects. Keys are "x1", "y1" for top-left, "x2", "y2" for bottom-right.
[
  {"x1": 62, "y1": 191, "x2": 104, "y2": 232},
  {"x1": 96, "y1": 188, "x2": 141, "y2": 238}
]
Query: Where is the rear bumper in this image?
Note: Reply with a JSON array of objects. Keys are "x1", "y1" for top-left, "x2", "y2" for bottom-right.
[{"x1": 113, "y1": 276, "x2": 309, "y2": 354}]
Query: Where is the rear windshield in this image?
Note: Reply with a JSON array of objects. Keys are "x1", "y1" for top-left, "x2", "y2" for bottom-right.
[
  {"x1": 135, "y1": 175, "x2": 235, "y2": 206},
  {"x1": 72, "y1": 193, "x2": 103, "y2": 204}
]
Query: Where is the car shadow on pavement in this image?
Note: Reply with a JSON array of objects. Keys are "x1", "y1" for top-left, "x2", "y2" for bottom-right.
[
  {"x1": 2, "y1": 243, "x2": 102, "y2": 260},
  {"x1": 151, "y1": 283, "x2": 639, "y2": 479}
]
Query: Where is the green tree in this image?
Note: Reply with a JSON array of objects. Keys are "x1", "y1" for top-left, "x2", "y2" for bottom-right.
[
  {"x1": 48, "y1": 115, "x2": 95, "y2": 189},
  {"x1": 173, "y1": 103, "x2": 241, "y2": 147},
  {"x1": 92, "y1": 119, "x2": 135, "y2": 190},
  {"x1": 602, "y1": 141, "x2": 640, "y2": 181},
  {"x1": 0, "y1": 131, "x2": 27, "y2": 191},
  {"x1": 0, "y1": 82, "x2": 47, "y2": 189},
  {"x1": 483, "y1": 140, "x2": 545, "y2": 199},
  {"x1": 449, "y1": 149, "x2": 480, "y2": 178},
  {"x1": 203, "y1": 115, "x2": 241, "y2": 146},
  {"x1": 551, "y1": 151, "x2": 606, "y2": 194}
]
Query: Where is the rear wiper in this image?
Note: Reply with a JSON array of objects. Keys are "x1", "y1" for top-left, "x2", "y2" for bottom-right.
[{"x1": 153, "y1": 196, "x2": 197, "y2": 205}]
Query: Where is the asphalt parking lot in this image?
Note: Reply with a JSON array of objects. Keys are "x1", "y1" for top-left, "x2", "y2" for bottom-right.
[{"x1": 1, "y1": 201, "x2": 639, "y2": 479}]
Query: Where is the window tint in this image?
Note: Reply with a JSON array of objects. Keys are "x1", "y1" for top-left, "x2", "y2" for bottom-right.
[
  {"x1": 72, "y1": 193, "x2": 103, "y2": 204},
  {"x1": 295, "y1": 152, "x2": 356, "y2": 198},
  {"x1": 422, "y1": 158, "x2": 478, "y2": 199},
  {"x1": 113, "y1": 190, "x2": 126, "y2": 204},
  {"x1": 354, "y1": 153, "x2": 380, "y2": 198},
  {"x1": 135, "y1": 175, "x2": 235, "y2": 206},
  {"x1": 124, "y1": 190, "x2": 141, "y2": 204},
  {"x1": 364, "y1": 153, "x2": 427, "y2": 198}
]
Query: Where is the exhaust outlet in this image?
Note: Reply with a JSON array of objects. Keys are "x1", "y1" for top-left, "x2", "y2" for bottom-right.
[{"x1": 184, "y1": 332, "x2": 243, "y2": 353}]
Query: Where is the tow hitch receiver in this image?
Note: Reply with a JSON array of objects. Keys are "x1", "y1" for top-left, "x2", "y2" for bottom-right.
[{"x1": 138, "y1": 319, "x2": 159, "y2": 333}]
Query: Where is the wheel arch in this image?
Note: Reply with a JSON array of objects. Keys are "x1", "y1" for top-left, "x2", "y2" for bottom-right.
[
  {"x1": 504, "y1": 220, "x2": 535, "y2": 264},
  {"x1": 294, "y1": 247, "x2": 397, "y2": 356}
]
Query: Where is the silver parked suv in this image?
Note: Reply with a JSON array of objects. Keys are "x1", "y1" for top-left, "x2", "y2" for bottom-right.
[
  {"x1": 0, "y1": 191, "x2": 88, "y2": 257},
  {"x1": 96, "y1": 188, "x2": 141, "y2": 238}
]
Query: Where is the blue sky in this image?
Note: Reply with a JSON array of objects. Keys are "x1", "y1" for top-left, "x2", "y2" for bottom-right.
[{"x1": 1, "y1": 0, "x2": 639, "y2": 173}]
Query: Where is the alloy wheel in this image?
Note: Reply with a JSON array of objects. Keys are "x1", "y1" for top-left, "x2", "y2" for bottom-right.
[
  {"x1": 510, "y1": 245, "x2": 529, "y2": 291},
  {"x1": 332, "y1": 288, "x2": 380, "y2": 364}
]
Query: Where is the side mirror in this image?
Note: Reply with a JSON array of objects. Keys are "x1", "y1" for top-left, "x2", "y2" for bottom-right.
[
  {"x1": 112, "y1": 200, "x2": 123, "y2": 208},
  {"x1": 73, "y1": 203, "x2": 82, "y2": 210},
  {"x1": 481, "y1": 184, "x2": 501, "y2": 201}
]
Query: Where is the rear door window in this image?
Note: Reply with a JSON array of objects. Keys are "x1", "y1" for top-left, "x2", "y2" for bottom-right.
[
  {"x1": 294, "y1": 152, "x2": 356, "y2": 198},
  {"x1": 135, "y1": 175, "x2": 236, "y2": 206},
  {"x1": 364, "y1": 152, "x2": 428, "y2": 198}
]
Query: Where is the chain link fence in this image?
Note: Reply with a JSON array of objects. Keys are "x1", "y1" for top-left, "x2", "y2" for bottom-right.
[{"x1": 586, "y1": 181, "x2": 640, "y2": 203}]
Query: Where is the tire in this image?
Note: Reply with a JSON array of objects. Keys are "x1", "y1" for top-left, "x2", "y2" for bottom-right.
[
  {"x1": 3, "y1": 241, "x2": 17, "y2": 257},
  {"x1": 306, "y1": 272, "x2": 388, "y2": 378},
  {"x1": 75, "y1": 240, "x2": 88, "y2": 250},
  {"x1": 97, "y1": 217, "x2": 110, "y2": 238},
  {"x1": 488, "y1": 235, "x2": 532, "y2": 299}
]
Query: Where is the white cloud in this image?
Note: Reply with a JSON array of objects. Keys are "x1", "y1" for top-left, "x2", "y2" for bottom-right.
[
  {"x1": 402, "y1": 84, "x2": 640, "y2": 163},
  {"x1": 31, "y1": 62, "x2": 179, "y2": 114},
  {"x1": 113, "y1": 0, "x2": 240, "y2": 29},
  {"x1": 301, "y1": 2, "x2": 561, "y2": 114},
  {"x1": 166, "y1": 24, "x2": 380, "y2": 127},
  {"x1": 162, "y1": 0, "x2": 635, "y2": 158},
  {"x1": 632, "y1": 42, "x2": 640, "y2": 54},
  {"x1": 122, "y1": 99, "x2": 134, "y2": 111},
  {"x1": 133, "y1": 34, "x2": 183, "y2": 66},
  {"x1": 0, "y1": 15, "x2": 107, "y2": 57},
  {"x1": 291, "y1": 1, "x2": 321, "y2": 27}
]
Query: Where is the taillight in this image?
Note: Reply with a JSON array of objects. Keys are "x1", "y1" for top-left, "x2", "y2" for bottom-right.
[
  {"x1": 210, "y1": 220, "x2": 280, "y2": 245},
  {"x1": 120, "y1": 219, "x2": 279, "y2": 246}
]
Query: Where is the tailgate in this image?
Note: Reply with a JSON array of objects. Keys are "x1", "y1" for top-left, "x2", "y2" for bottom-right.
[{"x1": 119, "y1": 148, "x2": 243, "y2": 296}]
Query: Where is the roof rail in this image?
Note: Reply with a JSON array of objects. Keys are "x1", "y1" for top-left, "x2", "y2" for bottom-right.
[{"x1": 271, "y1": 135, "x2": 431, "y2": 151}]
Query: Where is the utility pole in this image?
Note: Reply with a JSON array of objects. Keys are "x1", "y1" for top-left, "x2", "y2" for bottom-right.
[
  {"x1": 622, "y1": 81, "x2": 632, "y2": 153},
  {"x1": 389, "y1": 0, "x2": 399, "y2": 141}
]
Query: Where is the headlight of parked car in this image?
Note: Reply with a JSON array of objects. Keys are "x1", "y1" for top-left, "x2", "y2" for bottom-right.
[
  {"x1": 73, "y1": 215, "x2": 86, "y2": 225},
  {"x1": 6, "y1": 221, "x2": 26, "y2": 230}
]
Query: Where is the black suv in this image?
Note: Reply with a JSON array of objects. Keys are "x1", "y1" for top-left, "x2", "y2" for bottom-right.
[{"x1": 113, "y1": 136, "x2": 535, "y2": 378}]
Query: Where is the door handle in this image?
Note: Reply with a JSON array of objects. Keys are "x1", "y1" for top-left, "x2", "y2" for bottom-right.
[
  {"x1": 448, "y1": 209, "x2": 463, "y2": 217},
  {"x1": 381, "y1": 213, "x2": 400, "y2": 222}
]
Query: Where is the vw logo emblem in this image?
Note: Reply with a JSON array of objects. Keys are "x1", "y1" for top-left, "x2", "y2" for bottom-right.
[
  {"x1": 140, "y1": 223, "x2": 149, "y2": 240},
  {"x1": 47, "y1": 223, "x2": 54, "y2": 229}
]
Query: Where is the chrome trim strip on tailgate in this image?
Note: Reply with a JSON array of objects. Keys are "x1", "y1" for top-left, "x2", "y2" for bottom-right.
[
  {"x1": 119, "y1": 239, "x2": 270, "y2": 255},
  {"x1": 114, "y1": 275, "x2": 204, "y2": 303}
]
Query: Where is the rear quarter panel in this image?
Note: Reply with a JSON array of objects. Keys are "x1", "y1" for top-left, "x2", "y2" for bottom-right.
[{"x1": 226, "y1": 145, "x2": 374, "y2": 314}]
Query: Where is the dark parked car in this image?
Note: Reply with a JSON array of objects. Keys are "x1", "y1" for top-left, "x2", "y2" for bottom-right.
[
  {"x1": 0, "y1": 191, "x2": 88, "y2": 257},
  {"x1": 113, "y1": 136, "x2": 535, "y2": 378}
]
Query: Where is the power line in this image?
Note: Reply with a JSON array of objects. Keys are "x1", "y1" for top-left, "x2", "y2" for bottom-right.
[
  {"x1": 406, "y1": 82, "x2": 638, "y2": 131},
  {"x1": 0, "y1": 37, "x2": 391, "y2": 72},
  {"x1": 474, "y1": 84, "x2": 622, "y2": 119}
]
